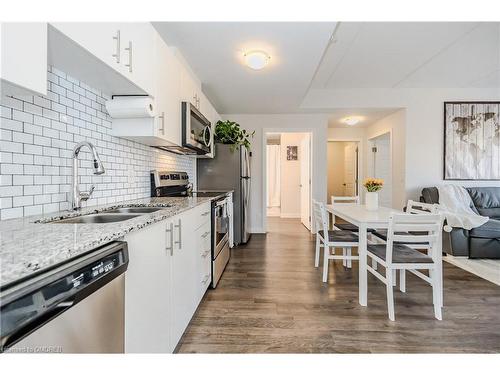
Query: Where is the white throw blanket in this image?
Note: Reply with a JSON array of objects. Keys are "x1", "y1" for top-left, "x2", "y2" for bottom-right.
[{"x1": 437, "y1": 185, "x2": 489, "y2": 230}]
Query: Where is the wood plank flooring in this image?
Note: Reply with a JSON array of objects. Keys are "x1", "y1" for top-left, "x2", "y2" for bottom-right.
[{"x1": 177, "y1": 217, "x2": 500, "y2": 353}]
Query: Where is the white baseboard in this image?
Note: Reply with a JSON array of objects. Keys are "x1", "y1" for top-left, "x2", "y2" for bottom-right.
[
  {"x1": 249, "y1": 227, "x2": 266, "y2": 234},
  {"x1": 279, "y1": 213, "x2": 300, "y2": 219}
]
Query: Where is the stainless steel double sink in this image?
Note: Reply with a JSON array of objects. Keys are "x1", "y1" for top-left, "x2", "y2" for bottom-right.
[{"x1": 48, "y1": 207, "x2": 166, "y2": 224}]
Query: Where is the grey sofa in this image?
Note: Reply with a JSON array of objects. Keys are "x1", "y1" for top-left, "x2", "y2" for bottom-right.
[{"x1": 420, "y1": 187, "x2": 500, "y2": 259}]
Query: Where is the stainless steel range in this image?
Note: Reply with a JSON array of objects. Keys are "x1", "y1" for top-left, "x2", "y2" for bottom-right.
[{"x1": 151, "y1": 170, "x2": 232, "y2": 287}]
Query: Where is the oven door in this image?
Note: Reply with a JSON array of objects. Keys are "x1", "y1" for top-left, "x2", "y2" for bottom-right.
[
  {"x1": 181, "y1": 102, "x2": 212, "y2": 155},
  {"x1": 214, "y1": 199, "x2": 229, "y2": 258}
]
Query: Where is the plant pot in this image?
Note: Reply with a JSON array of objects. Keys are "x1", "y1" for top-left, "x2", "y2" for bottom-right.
[{"x1": 366, "y1": 192, "x2": 379, "y2": 211}]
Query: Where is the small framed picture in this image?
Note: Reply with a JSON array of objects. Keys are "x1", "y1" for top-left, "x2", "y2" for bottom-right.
[{"x1": 287, "y1": 146, "x2": 298, "y2": 161}]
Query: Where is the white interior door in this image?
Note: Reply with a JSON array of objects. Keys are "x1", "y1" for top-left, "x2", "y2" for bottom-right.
[
  {"x1": 369, "y1": 134, "x2": 392, "y2": 207},
  {"x1": 344, "y1": 143, "x2": 357, "y2": 196},
  {"x1": 300, "y1": 134, "x2": 311, "y2": 230}
]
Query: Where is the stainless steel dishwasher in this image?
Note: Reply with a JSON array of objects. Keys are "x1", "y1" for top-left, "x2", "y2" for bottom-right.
[{"x1": 0, "y1": 241, "x2": 128, "y2": 353}]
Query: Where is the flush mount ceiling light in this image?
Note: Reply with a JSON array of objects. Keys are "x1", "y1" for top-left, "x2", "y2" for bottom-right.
[
  {"x1": 342, "y1": 117, "x2": 361, "y2": 126},
  {"x1": 243, "y1": 50, "x2": 270, "y2": 70}
]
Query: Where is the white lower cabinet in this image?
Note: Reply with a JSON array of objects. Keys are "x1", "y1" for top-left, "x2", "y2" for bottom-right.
[
  {"x1": 124, "y1": 220, "x2": 171, "y2": 353},
  {"x1": 124, "y1": 202, "x2": 212, "y2": 352}
]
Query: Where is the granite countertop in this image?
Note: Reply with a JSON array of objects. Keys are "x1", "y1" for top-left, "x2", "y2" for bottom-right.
[{"x1": 0, "y1": 194, "x2": 229, "y2": 289}]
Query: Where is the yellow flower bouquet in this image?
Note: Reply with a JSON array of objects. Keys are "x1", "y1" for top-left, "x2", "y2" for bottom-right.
[{"x1": 363, "y1": 178, "x2": 384, "y2": 192}]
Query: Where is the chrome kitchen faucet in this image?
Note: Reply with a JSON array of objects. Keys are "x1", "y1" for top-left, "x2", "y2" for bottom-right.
[{"x1": 71, "y1": 141, "x2": 105, "y2": 210}]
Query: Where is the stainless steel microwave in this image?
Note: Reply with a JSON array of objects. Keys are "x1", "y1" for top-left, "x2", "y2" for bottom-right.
[{"x1": 181, "y1": 102, "x2": 212, "y2": 155}]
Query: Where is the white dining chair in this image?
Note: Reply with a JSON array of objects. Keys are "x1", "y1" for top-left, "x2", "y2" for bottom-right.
[
  {"x1": 365, "y1": 213, "x2": 444, "y2": 321},
  {"x1": 312, "y1": 200, "x2": 359, "y2": 282},
  {"x1": 330, "y1": 196, "x2": 376, "y2": 268},
  {"x1": 372, "y1": 200, "x2": 439, "y2": 292}
]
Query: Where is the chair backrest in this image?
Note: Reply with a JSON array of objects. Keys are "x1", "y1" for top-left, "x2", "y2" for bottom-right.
[
  {"x1": 312, "y1": 199, "x2": 329, "y2": 235},
  {"x1": 386, "y1": 213, "x2": 444, "y2": 264},
  {"x1": 406, "y1": 199, "x2": 438, "y2": 214},
  {"x1": 331, "y1": 196, "x2": 360, "y2": 205}
]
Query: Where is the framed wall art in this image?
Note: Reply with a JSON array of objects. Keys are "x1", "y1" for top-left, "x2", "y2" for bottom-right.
[
  {"x1": 444, "y1": 101, "x2": 500, "y2": 180},
  {"x1": 286, "y1": 146, "x2": 298, "y2": 161}
]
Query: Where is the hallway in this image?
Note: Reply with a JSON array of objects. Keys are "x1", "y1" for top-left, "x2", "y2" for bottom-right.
[{"x1": 177, "y1": 218, "x2": 500, "y2": 353}]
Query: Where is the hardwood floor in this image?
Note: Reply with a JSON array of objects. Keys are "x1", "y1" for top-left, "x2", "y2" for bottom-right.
[{"x1": 177, "y1": 217, "x2": 500, "y2": 353}]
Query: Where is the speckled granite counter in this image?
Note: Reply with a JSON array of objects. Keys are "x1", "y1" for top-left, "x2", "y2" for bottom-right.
[{"x1": 0, "y1": 195, "x2": 227, "y2": 289}]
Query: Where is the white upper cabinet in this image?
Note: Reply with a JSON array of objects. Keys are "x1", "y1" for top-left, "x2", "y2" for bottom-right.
[
  {"x1": 154, "y1": 34, "x2": 182, "y2": 145},
  {"x1": 1, "y1": 23, "x2": 48, "y2": 96},
  {"x1": 119, "y1": 23, "x2": 156, "y2": 96},
  {"x1": 110, "y1": 34, "x2": 182, "y2": 147},
  {"x1": 49, "y1": 22, "x2": 155, "y2": 96}
]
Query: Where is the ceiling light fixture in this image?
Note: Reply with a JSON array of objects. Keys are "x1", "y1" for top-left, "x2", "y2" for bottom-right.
[
  {"x1": 343, "y1": 117, "x2": 361, "y2": 126},
  {"x1": 244, "y1": 50, "x2": 270, "y2": 70}
]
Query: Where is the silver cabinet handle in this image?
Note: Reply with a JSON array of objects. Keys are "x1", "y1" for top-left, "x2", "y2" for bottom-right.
[
  {"x1": 166, "y1": 222, "x2": 174, "y2": 256},
  {"x1": 201, "y1": 231, "x2": 210, "y2": 238},
  {"x1": 125, "y1": 41, "x2": 133, "y2": 73},
  {"x1": 112, "y1": 30, "x2": 120, "y2": 63},
  {"x1": 174, "y1": 219, "x2": 182, "y2": 248},
  {"x1": 158, "y1": 112, "x2": 165, "y2": 135}
]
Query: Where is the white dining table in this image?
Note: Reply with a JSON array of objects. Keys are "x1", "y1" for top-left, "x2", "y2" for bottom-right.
[{"x1": 325, "y1": 203, "x2": 401, "y2": 306}]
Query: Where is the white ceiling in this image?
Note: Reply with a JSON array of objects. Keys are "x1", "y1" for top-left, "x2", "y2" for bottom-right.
[
  {"x1": 153, "y1": 22, "x2": 500, "y2": 114},
  {"x1": 312, "y1": 22, "x2": 500, "y2": 89},
  {"x1": 153, "y1": 22, "x2": 336, "y2": 114},
  {"x1": 327, "y1": 108, "x2": 400, "y2": 128}
]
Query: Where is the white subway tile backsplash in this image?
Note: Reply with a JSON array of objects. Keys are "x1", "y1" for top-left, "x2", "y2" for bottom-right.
[{"x1": 1, "y1": 66, "x2": 195, "y2": 219}]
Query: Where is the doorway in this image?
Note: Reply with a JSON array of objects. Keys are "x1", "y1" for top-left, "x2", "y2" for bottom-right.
[
  {"x1": 264, "y1": 132, "x2": 312, "y2": 231},
  {"x1": 327, "y1": 141, "x2": 360, "y2": 203},
  {"x1": 368, "y1": 132, "x2": 392, "y2": 207}
]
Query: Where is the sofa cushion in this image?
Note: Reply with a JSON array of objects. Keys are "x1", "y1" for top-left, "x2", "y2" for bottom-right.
[
  {"x1": 468, "y1": 219, "x2": 500, "y2": 239},
  {"x1": 466, "y1": 187, "x2": 500, "y2": 219}
]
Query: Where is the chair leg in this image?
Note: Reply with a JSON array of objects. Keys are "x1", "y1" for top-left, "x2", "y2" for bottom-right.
[
  {"x1": 347, "y1": 248, "x2": 352, "y2": 268},
  {"x1": 392, "y1": 269, "x2": 397, "y2": 286},
  {"x1": 322, "y1": 246, "x2": 330, "y2": 283},
  {"x1": 399, "y1": 270, "x2": 406, "y2": 293},
  {"x1": 315, "y1": 235, "x2": 320, "y2": 268},
  {"x1": 430, "y1": 268, "x2": 443, "y2": 320},
  {"x1": 342, "y1": 247, "x2": 347, "y2": 267},
  {"x1": 386, "y1": 269, "x2": 395, "y2": 321}
]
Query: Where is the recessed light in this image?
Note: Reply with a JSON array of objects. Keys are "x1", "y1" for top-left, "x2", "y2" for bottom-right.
[
  {"x1": 244, "y1": 51, "x2": 270, "y2": 70},
  {"x1": 343, "y1": 117, "x2": 360, "y2": 126}
]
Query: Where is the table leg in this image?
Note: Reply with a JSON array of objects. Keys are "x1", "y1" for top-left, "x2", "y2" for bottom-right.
[{"x1": 359, "y1": 224, "x2": 368, "y2": 306}]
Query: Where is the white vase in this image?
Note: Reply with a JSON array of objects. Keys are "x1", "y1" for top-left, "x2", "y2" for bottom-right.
[{"x1": 366, "y1": 192, "x2": 379, "y2": 211}]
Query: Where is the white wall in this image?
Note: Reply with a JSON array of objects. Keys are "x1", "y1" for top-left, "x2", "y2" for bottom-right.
[
  {"x1": 307, "y1": 87, "x2": 500, "y2": 201},
  {"x1": 222, "y1": 114, "x2": 328, "y2": 233}
]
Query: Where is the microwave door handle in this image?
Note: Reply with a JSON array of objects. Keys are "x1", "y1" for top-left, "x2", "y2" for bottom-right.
[{"x1": 203, "y1": 125, "x2": 213, "y2": 147}]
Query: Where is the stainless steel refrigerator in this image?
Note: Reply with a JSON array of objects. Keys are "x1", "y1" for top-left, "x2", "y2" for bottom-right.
[{"x1": 197, "y1": 144, "x2": 251, "y2": 245}]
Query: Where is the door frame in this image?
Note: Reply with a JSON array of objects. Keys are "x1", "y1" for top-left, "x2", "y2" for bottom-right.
[
  {"x1": 327, "y1": 137, "x2": 363, "y2": 203},
  {"x1": 263, "y1": 129, "x2": 314, "y2": 234}
]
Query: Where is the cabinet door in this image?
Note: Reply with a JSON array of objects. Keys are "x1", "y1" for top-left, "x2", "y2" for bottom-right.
[
  {"x1": 50, "y1": 22, "x2": 123, "y2": 74},
  {"x1": 124, "y1": 220, "x2": 172, "y2": 353},
  {"x1": 170, "y1": 211, "x2": 197, "y2": 346},
  {"x1": 120, "y1": 23, "x2": 156, "y2": 96},
  {"x1": 154, "y1": 35, "x2": 182, "y2": 145},
  {"x1": 180, "y1": 64, "x2": 199, "y2": 106},
  {"x1": 1, "y1": 22, "x2": 47, "y2": 96}
]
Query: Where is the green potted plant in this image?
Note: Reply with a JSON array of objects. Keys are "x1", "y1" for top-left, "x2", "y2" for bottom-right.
[{"x1": 214, "y1": 120, "x2": 255, "y2": 152}]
